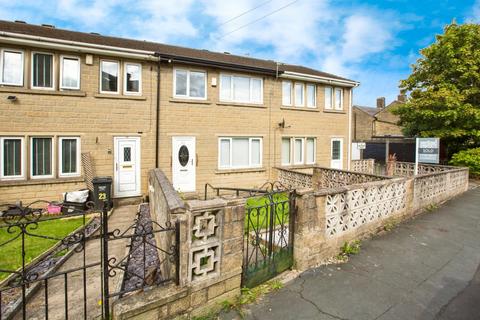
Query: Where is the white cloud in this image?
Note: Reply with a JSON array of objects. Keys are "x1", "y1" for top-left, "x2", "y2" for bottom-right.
[{"x1": 468, "y1": 0, "x2": 480, "y2": 22}]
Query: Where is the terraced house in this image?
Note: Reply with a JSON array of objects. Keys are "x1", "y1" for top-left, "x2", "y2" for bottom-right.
[{"x1": 0, "y1": 20, "x2": 358, "y2": 204}]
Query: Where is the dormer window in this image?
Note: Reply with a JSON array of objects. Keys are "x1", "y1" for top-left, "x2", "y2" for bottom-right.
[{"x1": 32, "y1": 52, "x2": 54, "y2": 89}]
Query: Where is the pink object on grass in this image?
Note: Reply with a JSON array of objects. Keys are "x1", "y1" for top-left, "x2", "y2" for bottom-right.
[{"x1": 47, "y1": 203, "x2": 62, "y2": 214}]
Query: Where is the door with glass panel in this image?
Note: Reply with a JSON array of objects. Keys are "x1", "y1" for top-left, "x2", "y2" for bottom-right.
[
  {"x1": 172, "y1": 136, "x2": 196, "y2": 192},
  {"x1": 114, "y1": 137, "x2": 141, "y2": 197},
  {"x1": 331, "y1": 138, "x2": 343, "y2": 169}
]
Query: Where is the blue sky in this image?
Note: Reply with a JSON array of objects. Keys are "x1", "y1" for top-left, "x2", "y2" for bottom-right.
[{"x1": 0, "y1": 0, "x2": 478, "y2": 106}]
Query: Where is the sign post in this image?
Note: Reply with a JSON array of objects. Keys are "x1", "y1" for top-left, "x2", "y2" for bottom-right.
[{"x1": 415, "y1": 137, "x2": 440, "y2": 175}]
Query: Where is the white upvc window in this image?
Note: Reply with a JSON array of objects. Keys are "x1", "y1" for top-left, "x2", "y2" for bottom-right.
[
  {"x1": 282, "y1": 81, "x2": 292, "y2": 106},
  {"x1": 325, "y1": 86, "x2": 333, "y2": 109},
  {"x1": 306, "y1": 137, "x2": 316, "y2": 164},
  {"x1": 100, "y1": 60, "x2": 119, "y2": 94},
  {"x1": 219, "y1": 74, "x2": 263, "y2": 104},
  {"x1": 293, "y1": 138, "x2": 304, "y2": 164},
  {"x1": 306, "y1": 84, "x2": 316, "y2": 108},
  {"x1": 60, "y1": 56, "x2": 80, "y2": 90},
  {"x1": 0, "y1": 137, "x2": 25, "y2": 180},
  {"x1": 32, "y1": 52, "x2": 54, "y2": 90},
  {"x1": 58, "y1": 137, "x2": 81, "y2": 177},
  {"x1": 174, "y1": 68, "x2": 207, "y2": 99},
  {"x1": 281, "y1": 136, "x2": 316, "y2": 166},
  {"x1": 0, "y1": 49, "x2": 24, "y2": 86},
  {"x1": 31, "y1": 137, "x2": 54, "y2": 179},
  {"x1": 124, "y1": 62, "x2": 142, "y2": 95},
  {"x1": 294, "y1": 83, "x2": 304, "y2": 106},
  {"x1": 335, "y1": 88, "x2": 343, "y2": 110},
  {"x1": 218, "y1": 137, "x2": 262, "y2": 169}
]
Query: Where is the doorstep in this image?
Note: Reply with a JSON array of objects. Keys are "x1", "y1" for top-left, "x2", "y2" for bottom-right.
[{"x1": 113, "y1": 196, "x2": 143, "y2": 207}]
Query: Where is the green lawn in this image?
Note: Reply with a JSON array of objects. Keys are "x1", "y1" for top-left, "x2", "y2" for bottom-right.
[
  {"x1": 245, "y1": 193, "x2": 290, "y2": 231},
  {"x1": 0, "y1": 217, "x2": 86, "y2": 281}
]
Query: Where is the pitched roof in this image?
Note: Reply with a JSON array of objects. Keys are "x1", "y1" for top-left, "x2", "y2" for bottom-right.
[
  {"x1": 354, "y1": 105, "x2": 378, "y2": 117},
  {"x1": 0, "y1": 20, "x2": 355, "y2": 82}
]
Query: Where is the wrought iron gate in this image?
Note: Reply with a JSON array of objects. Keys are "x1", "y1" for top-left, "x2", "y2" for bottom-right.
[
  {"x1": 242, "y1": 189, "x2": 296, "y2": 288},
  {"x1": 0, "y1": 200, "x2": 178, "y2": 320}
]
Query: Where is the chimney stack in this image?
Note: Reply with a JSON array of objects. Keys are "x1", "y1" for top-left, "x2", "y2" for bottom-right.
[
  {"x1": 376, "y1": 97, "x2": 386, "y2": 109},
  {"x1": 397, "y1": 94, "x2": 407, "y2": 102}
]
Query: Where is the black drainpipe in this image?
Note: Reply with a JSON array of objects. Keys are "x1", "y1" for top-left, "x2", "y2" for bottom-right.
[{"x1": 154, "y1": 52, "x2": 161, "y2": 168}]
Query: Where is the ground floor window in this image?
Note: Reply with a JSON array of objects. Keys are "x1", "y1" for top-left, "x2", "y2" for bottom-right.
[
  {"x1": 1, "y1": 137, "x2": 24, "y2": 180},
  {"x1": 31, "y1": 137, "x2": 53, "y2": 178},
  {"x1": 282, "y1": 137, "x2": 316, "y2": 166},
  {"x1": 218, "y1": 137, "x2": 262, "y2": 169},
  {"x1": 59, "y1": 137, "x2": 80, "y2": 177}
]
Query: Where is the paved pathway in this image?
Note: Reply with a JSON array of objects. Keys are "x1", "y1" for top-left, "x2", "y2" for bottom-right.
[
  {"x1": 222, "y1": 187, "x2": 480, "y2": 320},
  {"x1": 16, "y1": 205, "x2": 138, "y2": 320}
]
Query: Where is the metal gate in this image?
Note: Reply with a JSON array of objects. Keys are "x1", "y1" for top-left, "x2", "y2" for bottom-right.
[{"x1": 242, "y1": 189, "x2": 296, "y2": 288}]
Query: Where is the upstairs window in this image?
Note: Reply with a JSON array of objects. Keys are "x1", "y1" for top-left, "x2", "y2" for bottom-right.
[
  {"x1": 306, "y1": 84, "x2": 316, "y2": 108},
  {"x1": 0, "y1": 49, "x2": 23, "y2": 86},
  {"x1": 174, "y1": 69, "x2": 206, "y2": 99},
  {"x1": 325, "y1": 87, "x2": 333, "y2": 109},
  {"x1": 220, "y1": 74, "x2": 263, "y2": 104},
  {"x1": 1, "y1": 137, "x2": 24, "y2": 180},
  {"x1": 294, "y1": 83, "x2": 304, "y2": 106},
  {"x1": 31, "y1": 137, "x2": 53, "y2": 178},
  {"x1": 282, "y1": 81, "x2": 292, "y2": 105},
  {"x1": 32, "y1": 52, "x2": 54, "y2": 89},
  {"x1": 335, "y1": 88, "x2": 343, "y2": 110},
  {"x1": 218, "y1": 137, "x2": 262, "y2": 169},
  {"x1": 124, "y1": 63, "x2": 141, "y2": 95},
  {"x1": 60, "y1": 56, "x2": 80, "y2": 90},
  {"x1": 100, "y1": 60, "x2": 119, "y2": 93}
]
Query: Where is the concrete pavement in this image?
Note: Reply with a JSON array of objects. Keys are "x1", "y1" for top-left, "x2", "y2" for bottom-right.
[{"x1": 222, "y1": 187, "x2": 480, "y2": 320}]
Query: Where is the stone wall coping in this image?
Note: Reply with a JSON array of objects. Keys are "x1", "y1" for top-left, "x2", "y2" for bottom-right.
[
  {"x1": 151, "y1": 169, "x2": 186, "y2": 214},
  {"x1": 313, "y1": 166, "x2": 391, "y2": 180},
  {"x1": 415, "y1": 167, "x2": 469, "y2": 178},
  {"x1": 186, "y1": 198, "x2": 228, "y2": 211}
]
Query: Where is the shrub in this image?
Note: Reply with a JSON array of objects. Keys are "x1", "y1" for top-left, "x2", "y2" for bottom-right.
[{"x1": 450, "y1": 148, "x2": 480, "y2": 177}]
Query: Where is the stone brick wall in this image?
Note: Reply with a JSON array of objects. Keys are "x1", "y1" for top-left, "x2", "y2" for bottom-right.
[
  {"x1": 293, "y1": 165, "x2": 469, "y2": 271},
  {"x1": 352, "y1": 107, "x2": 374, "y2": 141}
]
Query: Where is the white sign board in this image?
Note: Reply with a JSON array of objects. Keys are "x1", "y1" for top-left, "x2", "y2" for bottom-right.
[
  {"x1": 357, "y1": 142, "x2": 366, "y2": 150},
  {"x1": 416, "y1": 138, "x2": 440, "y2": 164}
]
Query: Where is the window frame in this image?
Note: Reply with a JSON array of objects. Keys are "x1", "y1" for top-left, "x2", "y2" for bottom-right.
[
  {"x1": 123, "y1": 62, "x2": 142, "y2": 96},
  {"x1": 60, "y1": 55, "x2": 81, "y2": 90},
  {"x1": 99, "y1": 59, "x2": 120, "y2": 94},
  {"x1": 294, "y1": 83, "x2": 305, "y2": 107},
  {"x1": 325, "y1": 86, "x2": 333, "y2": 110},
  {"x1": 0, "y1": 137, "x2": 25, "y2": 181},
  {"x1": 30, "y1": 136, "x2": 54, "y2": 179},
  {"x1": 306, "y1": 84, "x2": 316, "y2": 108},
  {"x1": 331, "y1": 138, "x2": 343, "y2": 161},
  {"x1": 282, "y1": 81, "x2": 292, "y2": 106},
  {"x1": 293, "y1": 137, "x2": 305, "y2": 164},
  {"x1": 173, "y1": 68, "x2": 207, "y2": 100},
  {"x1": 0, "y1": 49, "x2": 24, "y2": 86},
  {"x1": 334, "y1": 87, "x2": 343, "y2": 110},
  {"x1": 305, "y1": 137, "x2": 316, "y2": 164},
  {"x1": 31, "y1": 51, "x2": 55, "y2": 90},
  {"x1": 218, "y1": 137, "x2": 263, "y2": 169},
  {"x1": 58, "y1": 136, "x2": 81, "y2": 177},
  {"x1": 281, "y1": 137, "x2": 291, "y2": 165},
  {"x1": 219, "y1": 73, "x2": 263, "y2": 104}
]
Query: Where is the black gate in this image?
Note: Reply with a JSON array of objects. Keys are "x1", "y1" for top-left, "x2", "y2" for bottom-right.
[
  {"x1": 0, "y1": 200, "x2": 178, "y2": 320},
  {"x1": 243, "y1": 189, "x2": 296, "y2": 288}
]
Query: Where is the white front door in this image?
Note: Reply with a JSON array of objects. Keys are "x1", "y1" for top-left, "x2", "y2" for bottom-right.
[
  {"x1": 331, "y1": 138, "x2": 343, "y2": 169},
  {"x1": 114, "y1": 137, "x2": 141, "y2": 197},
  {"x1": 172, "y1": 136, "x2": 196, "y2": 192}
]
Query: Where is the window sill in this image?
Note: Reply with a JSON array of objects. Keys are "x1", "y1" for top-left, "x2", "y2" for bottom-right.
[
  {"x1": 280, "y1": 106, "x2": 319, "y2": 112},
  {"x1": 216, "y1": 102, "x2": 266, "y2": 109},
  {"x1": 94, "y1": 93, "x2": 146, "y2": 100},
  {"x1": 0, "y1": 87, "x2": 87, "y2": 97},
  {"x1": 215, "y1": 167, "x2": 266, "y2": 174},
  {"x1": 0, "y1": 176, "x2": 84, "y2": 187},
  {"x1": 169, "y1": 98, "x2": 212, "y2": 105},
  {"x1": 323, "y1": 109, "x2": 346, "y2": 114}
]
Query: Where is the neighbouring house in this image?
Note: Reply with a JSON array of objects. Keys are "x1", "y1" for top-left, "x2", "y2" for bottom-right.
[
  {"x1": 352, "y1": 95, "x2": 414, "y2": 162},
  {"x1": 0, "y1": 20, "x2": 358, "y2": 204}
]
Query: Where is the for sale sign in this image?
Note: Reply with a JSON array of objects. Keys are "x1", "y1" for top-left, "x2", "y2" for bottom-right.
[{"x1": 416, "y1": 138, "x2": 440, "y2": 164}]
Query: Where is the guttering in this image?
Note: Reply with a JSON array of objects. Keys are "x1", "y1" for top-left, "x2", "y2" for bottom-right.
[
  {"x1": 0, "y1": 31, "x2": 157, "y2": 60},
  {"x1": 159, "y1": 54, "x2": 279, "y2": 76},
  {"x1": 154, "y1": 53, "x2": 161, "y2": 168},
  {"x1": 280, "y1": 71, "x2": 360, "y2": 87}
]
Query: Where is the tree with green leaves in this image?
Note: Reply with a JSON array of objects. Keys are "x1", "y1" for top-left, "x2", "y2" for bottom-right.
[{"x1": 393, "y1": 22, "x2": 480, "y2": 158}]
